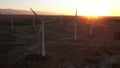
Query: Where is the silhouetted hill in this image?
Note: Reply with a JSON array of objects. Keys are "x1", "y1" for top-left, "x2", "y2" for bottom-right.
[{"x1": 0, "y1": 8, "x2": 59, "y2": 15}]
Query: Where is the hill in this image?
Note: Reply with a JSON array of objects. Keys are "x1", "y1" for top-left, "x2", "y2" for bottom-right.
[{"x1": 0, "y1": 8, "x2": 59, "y2": 15}]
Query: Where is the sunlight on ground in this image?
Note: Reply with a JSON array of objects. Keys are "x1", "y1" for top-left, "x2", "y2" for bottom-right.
[{"x1": 84, "y1": 16, "x2": 99, "y2": 19}]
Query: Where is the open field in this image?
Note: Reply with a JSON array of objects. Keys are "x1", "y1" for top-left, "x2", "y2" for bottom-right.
[{"x1": 0, "y1": 15, "x2": 120, "y2": 68}]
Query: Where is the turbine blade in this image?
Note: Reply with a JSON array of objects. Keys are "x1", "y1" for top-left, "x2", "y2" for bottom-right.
[
  {"x1": 30, "y1": 8, "x2": 38, "y2": 16},
  {"x1": 30, "y1": 8, "x2": 42, "y2": 21}
]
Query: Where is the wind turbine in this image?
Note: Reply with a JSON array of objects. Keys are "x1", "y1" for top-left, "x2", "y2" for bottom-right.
[
  {"x1": 90, "y1": 16, "x2": 94, "y2": 36},
  {"x1": 30, "y1": 8, "x2": 45, "y2": 56},
  {"x1": 74, "y1": 9, "x2": 78, "y2": 40},
  {"x1": 9, "y1": 14, "x2": 14, "y2": 31},
  {"x1": 30, "y1": 8, "x2": 56, "y2": 57},
  {"x1": 32, "y1": 15, "x2": 35, "y2": 27},
  {"x1": 59, "y1": 15, "x2": 63, "y2": 25},
  {"x1": 11, "y1": 17, "x2": 14, "y2": 31}
]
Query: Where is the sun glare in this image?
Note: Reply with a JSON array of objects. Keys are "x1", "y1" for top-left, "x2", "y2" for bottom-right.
[
  {"x1": 84, "y1": 16, "x2": 99, "y2": 19},
  {"x1": 76, "y1": 0, "x2": 110, "y2": 16}
]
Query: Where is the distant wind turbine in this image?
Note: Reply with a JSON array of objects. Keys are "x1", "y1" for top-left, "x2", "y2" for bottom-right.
[
  {"x1": 9, "y1": 14, "x2": 14, "y2": 31},
  {"x1": 90, "y1": 16, "x2": 94, "y2": 36},
  {"x1": 59, "y1": 16, "x2": 63, "y2": 25},
  {"x1": 11, "y1": 17, "x2": 14, "y2": 31},
  {"x1": 74, "y1": 9, "x2": 78, "y2": 40},
  {"x1": 32, "y1": 16, "x2": 35, "y2": 27}
]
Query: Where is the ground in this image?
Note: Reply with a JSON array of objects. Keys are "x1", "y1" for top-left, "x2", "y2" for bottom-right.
[{"x1": 0, "y1": 15, "x2": 120, "y2": 68}]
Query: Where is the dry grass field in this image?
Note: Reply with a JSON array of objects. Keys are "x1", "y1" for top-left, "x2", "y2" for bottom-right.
[{"x1": 0, "y1": 15, "x2": 120, "y2": 68}]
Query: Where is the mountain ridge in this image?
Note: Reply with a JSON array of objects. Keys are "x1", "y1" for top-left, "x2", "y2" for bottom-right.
[{"x1": 0, "y1": 8, "x2": 59, "y2": 15}]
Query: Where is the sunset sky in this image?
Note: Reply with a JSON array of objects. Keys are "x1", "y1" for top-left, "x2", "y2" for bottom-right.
[{"x1": 0, "y1": 0, "x2": 120, "y2": 16}]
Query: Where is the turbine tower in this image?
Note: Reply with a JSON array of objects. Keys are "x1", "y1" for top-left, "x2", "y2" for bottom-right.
[
  {"x1": 11, "y1": 17, "x2": 14, "y2": 31},
  {"x1": 41, "y1": 21, "x2": 45, "y2": 56},
  {"x1": 90, "y1": 16, "x2": 94, "y2": 36},
  {"x1": 9, "y1": 14, "x2": 14, "y2": 31},
  {"x1": 74, "y1": 9, "x2": 78, "y2": 40},
  {"x1": 33, "y1": 16, "x2": 35, "y2": 27},
  {"x1": 59, "y1": 16, "x2": 63, "y2": 25}
]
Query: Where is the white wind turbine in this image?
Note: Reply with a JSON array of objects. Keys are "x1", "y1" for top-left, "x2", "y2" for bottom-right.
[
  {"x1": 30, "y1": 8, "x2": 57, "y2": 57},
  {"x1": 74, "y1": 9, "x2": 78, "y2": 40}
]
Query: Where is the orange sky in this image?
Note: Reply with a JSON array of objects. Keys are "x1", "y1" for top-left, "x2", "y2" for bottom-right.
[{"x1": 0, "y1": 0, "x2": 120, "y2": 16}]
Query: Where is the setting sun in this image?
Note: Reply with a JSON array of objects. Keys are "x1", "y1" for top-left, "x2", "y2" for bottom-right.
[{"x1": 75, "y1": 0, "x2": 110, "y2": 16}]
